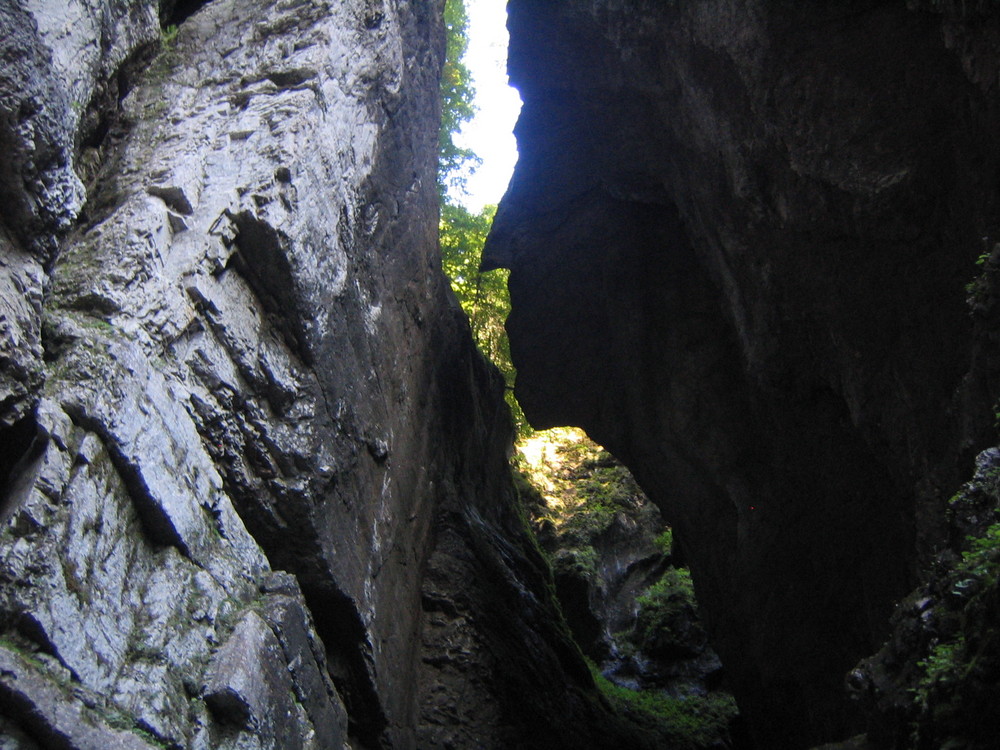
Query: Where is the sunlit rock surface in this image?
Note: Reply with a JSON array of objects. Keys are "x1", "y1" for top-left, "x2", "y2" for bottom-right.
[
  {"x1": 486, "y1": 1, "x2": 1000, "y2": 746},
  {"x1": 0, "y1": 1, "x2": 651, "y2": 748}
]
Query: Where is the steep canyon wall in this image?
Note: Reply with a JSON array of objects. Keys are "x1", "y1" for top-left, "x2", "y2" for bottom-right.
[
  {"x1": 6, "y1": 0, "x2": 997, "y2": 747},
  {"x1": 0, "y1": 1, "x2": 641, "y2": 748},
  {"x1": 485, "y1": 1, "x2": 1000, "y2": 747}
]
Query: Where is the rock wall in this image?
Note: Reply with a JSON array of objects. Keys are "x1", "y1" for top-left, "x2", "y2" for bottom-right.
[
  {"x1": 485, "y1": 1, "x2": 1000, "y2": 747},
  {"x1": 0, "y1": 1, "x2": 648, "y2": 748}
]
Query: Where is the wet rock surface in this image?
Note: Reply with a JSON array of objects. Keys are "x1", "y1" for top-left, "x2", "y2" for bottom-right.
[
  {"x1": 486, "y1": 1, "x2": 1000, "y2": 746},
  {"x1": 0, "y1": 1, "x2": 649, "y2": 748}
]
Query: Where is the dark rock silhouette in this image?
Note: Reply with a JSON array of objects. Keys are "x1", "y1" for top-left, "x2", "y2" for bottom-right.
[{"x1": 485, "y1": 1, "x2": 1000, "y2": 746}]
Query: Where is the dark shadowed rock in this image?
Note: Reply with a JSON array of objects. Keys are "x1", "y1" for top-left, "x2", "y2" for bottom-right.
[{"x1": 485, "y1": 1, "x2": 1000, "y2": 746}]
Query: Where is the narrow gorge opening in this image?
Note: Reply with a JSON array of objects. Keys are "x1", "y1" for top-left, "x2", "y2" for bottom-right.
[
  {"x1": 515, "y1": 429, "x2": 746, "y2": 748},
  {"x1": 438, "y1": 0, "x2": 524, "y2": 428},
  {"x1": 7, "y1": 1, "x2": 1000, "y2": 748},
  {"x1": 438, "y1": 2, "x2": 743, "y2": 745}
]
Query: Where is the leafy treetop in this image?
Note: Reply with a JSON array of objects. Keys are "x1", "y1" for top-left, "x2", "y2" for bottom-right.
[
  {"x1": 438, "y1": 0, "x2": 527, "y2": 435},
  {"x1": 439, "y1": 0, "x2": 480, "y2": 199}
]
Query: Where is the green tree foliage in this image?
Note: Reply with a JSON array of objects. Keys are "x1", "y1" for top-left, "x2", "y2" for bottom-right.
[
  {"x1": 440, "y1": 202, "x2": 528, "y2": 435},
  {"x1": 439, "y1": 0, "x2": 480, "y2": 198},
  {"x1": 438, "y1": 0, "x2": 527, "y2": 435}
]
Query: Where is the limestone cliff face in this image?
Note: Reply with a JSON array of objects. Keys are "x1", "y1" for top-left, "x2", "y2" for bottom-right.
[
  {"x1": 0, "y1": 2, "x2": 639, "y2": 749},
  {"x1": 485, "y1": 1, "x2": 1000, "y2": 747}
]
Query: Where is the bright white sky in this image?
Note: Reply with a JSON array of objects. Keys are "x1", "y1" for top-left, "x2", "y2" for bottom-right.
[{"x1": 452, "y1": 0, "x2": 522, "y2": 212}]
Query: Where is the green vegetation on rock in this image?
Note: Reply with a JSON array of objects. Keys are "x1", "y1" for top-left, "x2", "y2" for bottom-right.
[
  {"x1": 438, "y1": 0, "x2": 478, "y2": 199},
  {"x1": 516, "y1": 429, "x2": 661, "y2": 583},
  {"x1": 160, "y1": 24, "x2": 179, "y2": 48},
  {"x1": 516, "y1": 429, "x2": 737, "y2": 748},
  {"x1": 589, "y1": 661, "x2": 738, "y2": 750},
  {"x1": 857, "y1": 450, "x2": 1000, "y2": 748},
  {"x1": 904, "y1": 531, "x2": 1000, "y2": 747},
  {"x1": 631, "y1": 568, "x2": 698, "y2": 653},
  {"x1": 517, "y1": 429, "x2": 648, "y2": 530},
  {"x1": 437, "y1": 0, "x2": 525, "y2": 434},
  {"x1": 654, "y1": 527, "x2": 674, "y2": 554}
]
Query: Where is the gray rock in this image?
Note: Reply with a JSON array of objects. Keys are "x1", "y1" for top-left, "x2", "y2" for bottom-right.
[
  {"x1": 260, "y1": 583, "x2": 349, "y2": 749},
  {"x1": 0, "y1": 0, "x2": 159, "y2": 258},
  {"x1": 0, "y1": 644, "x2": 159, "y2": 750},
  {"x1": 203, "y1": 610, "x2": 302, "y2": 747},
  {"x1": 0, "y1": 230, "x2": 44, "y2": 429}
]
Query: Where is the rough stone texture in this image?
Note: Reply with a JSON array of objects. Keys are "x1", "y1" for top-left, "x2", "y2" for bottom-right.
[
  {"x1": 0, "y1": 0, "x2": 160, "y2": 260},
  {"x1": 0, "y1": 644, "x2": 160, "y2": 750},
  {"x1": 0, "y1": 370, "x2": 336, "y2": 749},
  {"x1": 258, "y1": 572, "x2": 349, "y2": 748},
  {"x1": 848, "y1": 444, "x2": 1000, "y2": 750},
  {"x1": 0, "y1": 227, "x2": 44, "y2": 429},
  {"x1": 546, "y1": 502, "x2": 669, "y2": 665},
  {"x1": 0, "y1": 0, "x2": 161, "y2": 430},
  {"x1": 202, "y1": 610, "x2": 304, "y2": 744},
  {"x1": 485, "y1": 2, "x2": 1000, "y2": 747},
  {"x1": 520, "y1": 438, "x2": 726, "y2": 698},
  {"x1": 415, "y1": 513, "x2": 659, "y2": 750},
  {"x1": 0, "y1": 1, "x2": 656, "y2": 748}
]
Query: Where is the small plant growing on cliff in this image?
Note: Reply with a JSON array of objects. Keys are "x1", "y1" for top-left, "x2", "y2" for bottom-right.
[
  {"x1": 913, "y1": 636, "x2": 967, "y2": 712},
  {"x1": 654, "y1": 527, "x2": 673, "y2": 554},
  {"x1": 160, "y1": 24, "x2": 179, "y2": 48},
  {"x1": 966, "y1": 521, "x2": 1000, "y2": 557},
  {"x1": 956, "y1": 521, "x2": 1000, "y2": 584}
]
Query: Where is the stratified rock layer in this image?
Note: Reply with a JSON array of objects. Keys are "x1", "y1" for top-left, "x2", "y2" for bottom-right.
[
  {"x1": 485, "y1": 2, "x2": 1000, "y2": 746},
  {"x1": 0, "y1": 1, "x2": 647, "y2": 748}
]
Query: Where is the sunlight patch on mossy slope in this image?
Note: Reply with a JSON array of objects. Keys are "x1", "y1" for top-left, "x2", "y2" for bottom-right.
[
  {"x1": 588, "y1": 660, "x2": 738, "y2": 750},
  {"x1": 515, "y1": 428, "x2": 737, "y2": 748},
  {"x1": 516, "y1": 427, "x2": 640, "y2": 526}
]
